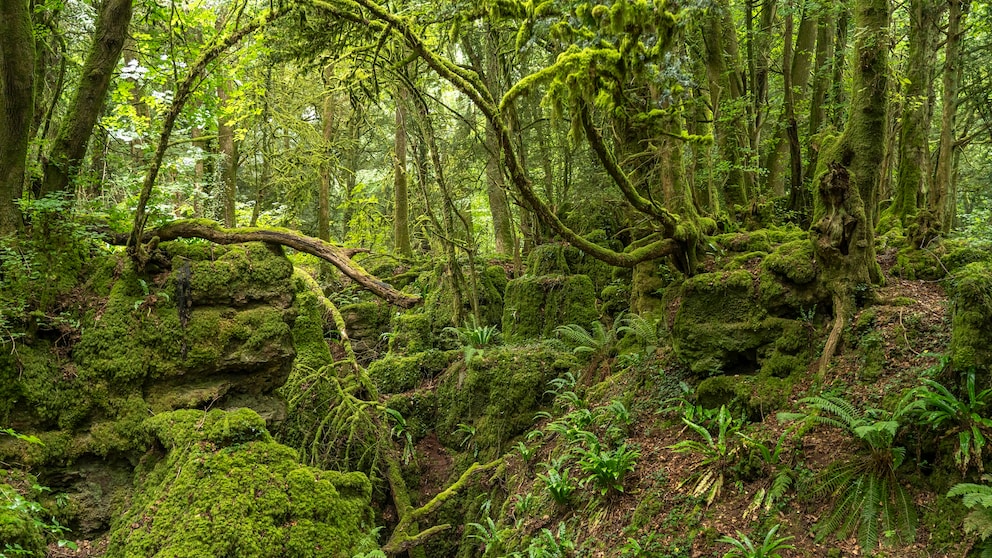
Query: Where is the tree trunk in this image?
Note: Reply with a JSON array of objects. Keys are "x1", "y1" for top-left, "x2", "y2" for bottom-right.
[
  {"x1": 931, "y1": 0, "x2": 969, "y2": 233},
  {"x1": 218, "y1": 78, "x2": 238, "y2": 228},
  {"x1": 811, "y1": 0, "x2": 889, "y2": 373},
  {"x1": 318, "y1": 66, "x2": 335, "y2": 243},
  {"x1": 0, "y1": 0, "x2": 34, "y2": 234},
  {"x1": 393, "y1": 85, "x2": 412, "y2": 257},
  {"x1": 889, "y1": 0, "x2": 942, "y2": 229},
  {"x1": 828, "y1": 1, "x2": 850, "y2": 128},
  {"x1": 39, "y1": 0, "x2": 132, "y2": 198},
  {"x1": 804, "y1": 12, "x2": 834, "y2": 186}
]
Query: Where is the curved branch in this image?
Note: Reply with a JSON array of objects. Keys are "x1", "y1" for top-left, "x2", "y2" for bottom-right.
[{"x1": 146, "y1": 220, "x2": 420, "y2": 308}]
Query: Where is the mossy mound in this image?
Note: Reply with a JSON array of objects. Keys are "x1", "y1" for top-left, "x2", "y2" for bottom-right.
[
  {"x1": 435, "y1": 344, "x2": 578, "y2": 455},
  {"x1": 388, "y1": 312, "x2": 432, "y2": 355},
  {"x1": 671, "y1": 268, "x2": 813, "y2": 375},
  {"x1": 891, "y1": 239, "x2": 992, "y2": 281},
  {"x1": 339, "y1": 301, "x2": 393, "y2": 361},
  {"x1": 501, "y1": 275, "x2": 598, "y2": 342},
  {"x1": 107, "y1": 408, "x2": 374, "y2": 558},
  {"x1": 947, "y1": 261, "x2": 992, "y2": 370},
  {"x1": 425, "y1": 264, "x2": 508, "y2": 336},
  {"x1": 0, "y1": 472, "x2": 48, "y2": 557},
  {"x1": 368, "y1": 349, "x2": 458, "y2": 393},
  {"x1": 164, "y1": 242, "x2": 295, "y2": 307}
]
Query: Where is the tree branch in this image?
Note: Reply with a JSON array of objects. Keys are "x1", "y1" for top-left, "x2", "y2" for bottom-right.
[{"x1": 143, "y1": 220, "x2": 420, "y2": 308}]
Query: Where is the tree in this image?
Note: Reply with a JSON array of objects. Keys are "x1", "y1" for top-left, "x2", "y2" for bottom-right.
[
  {"x1": 0, "y1": 0, "x2": 34, "y2": 234},
  {"x1": 38, "y1": 0, "x2": 133, "y2": 198},
  {"x1": 811, "y1": 0, "x2": 889, "y2": 374}
]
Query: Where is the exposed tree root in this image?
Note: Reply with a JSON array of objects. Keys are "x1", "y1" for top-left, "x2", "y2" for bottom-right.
[{"x1": 818, "y1": 292, "x2": 847, "y2": 378}]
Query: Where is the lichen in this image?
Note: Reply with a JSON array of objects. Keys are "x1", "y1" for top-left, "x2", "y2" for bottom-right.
[{"x1": 107, "y1": 408, "x2": 374, "y2": 558}]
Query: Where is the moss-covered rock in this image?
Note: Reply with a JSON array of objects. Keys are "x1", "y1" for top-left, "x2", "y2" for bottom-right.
[
  {"x1": 388, "y1": 312, "x2": 432, "y2": 355},
  {"x1": 165, "y1": 242, "x2": 295, "y2": 307},
  {"x1": 672, "y1": 269, "x2": 811, "y2": 376},
  {"x1": 368, "y1": 349, "x2": 458, "y2": 393},
  {"x1": 107, "y1": 408, "x2": 374, "y2": 558},
  {"x1": 501, "y1": 275, "x2": 598, "y2": 342},
  {"x1": 947, "y1": 261, "x2": 992, "y2": 370},
  {"x1": 435, "y1": 345, "x2": 578, "y2": 455},
  {"x1": 0, "y1": 474, "x2": 47, "y2": 557}
]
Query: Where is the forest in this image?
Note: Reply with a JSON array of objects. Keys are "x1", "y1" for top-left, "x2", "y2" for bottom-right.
[{"x1": 2, "y1": 0, "x2": 992, "y2": 556}]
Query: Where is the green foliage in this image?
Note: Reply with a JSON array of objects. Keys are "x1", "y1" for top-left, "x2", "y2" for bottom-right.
[
  {"x1": 948, "y1": 477, "x2": 992, "y2": 557},
  {"x1": 739, "y1": 430, "x2": 798, "y2": 516},
  {"x1": 385, "y1": 408, "x2": 415, "y2": 465},
  {"x1": 901, "y1": 369, "x2": 992, "y2": 473},
  {"x1": 555, "y1": 320, "x2": 613, "y2": 360},
  {"x1": 538, "y1": 457, "x2": 576, "y2": 506},
  {"x1": 669, "y1": 405, "x2": 744, "y2": 505},
  {"x1": 442, "y1": 316, "x2": 501, "y2": 363},
  {"x1": 576, "y1": 440, "x2": 639, "y2": 495},
  {"x1": 717, "y1": 524, "x2": 795, "y2": 558},
  {"x1": 0, "y1": 430, "x2": 76, "y2": 558},
  {"x1": 778, "y1": 396, "x2": 916, "y2": 549}
]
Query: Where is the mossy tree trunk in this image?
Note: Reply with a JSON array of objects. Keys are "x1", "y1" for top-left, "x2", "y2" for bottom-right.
[
  {"x1": 811, "y1": 0, "x2": 889, "y2": 374},
  {"x1": 931, "y1": 0, "x2": 970, "y2": 233},
  {"x1": 38, "y1": 0, "x2": 132, "y2": 198},
  {"x1": 888, "y1": 0, "x2": 942, "y2": 229},
  {"x1": 0, "y1": 0, "x2": 34, "y2": 235},
  {"x1": 392, "y1": 84, "x2": 412, "y2": 257}
]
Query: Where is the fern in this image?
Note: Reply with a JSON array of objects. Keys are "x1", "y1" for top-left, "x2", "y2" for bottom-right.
[
  {"x1": 779, "y1": 395, "x2": 916, "y2": 550},
  {"x1": 554, "y1": 321, "x2": 611, "y2": 359},
  {"x1": 670, "y1": 405, "x2": 743, "y2": 505},
  {"x1": 949, "y1": 476, "x2": 992, "y2": 554}
]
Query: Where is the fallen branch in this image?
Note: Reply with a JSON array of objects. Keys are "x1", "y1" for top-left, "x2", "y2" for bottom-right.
[{"x1": 141, "y1": 219, "x2": 420, "y2": 308}]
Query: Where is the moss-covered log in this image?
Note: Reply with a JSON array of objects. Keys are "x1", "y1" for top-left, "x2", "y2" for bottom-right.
[{"x1": 136, "y1": 220, "x2": 421, "y2": 308}]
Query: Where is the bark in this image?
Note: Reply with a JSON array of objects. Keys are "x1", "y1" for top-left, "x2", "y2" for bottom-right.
[
  {"x1": 889, "y1": 0, "x2": 942, "y2": 228},
  {"x1": 318, "y1": 66, "x2": 335, "y2": 243},
  {"x1": 804, "y1": 13, "x2": 834, "y2": 185},
  {"x1": 218, "y1": 80, "x2": 239, "y2": 228},
  {"x1": 931, "y1": 0, "x2": 969, "y2": 232},
  {"x1": 704, "y1": 0, "x2": 752, "y2": 207},
  {"x1": 0, "y1": 0, "x2": 34, "y2": 234},
  {"x1": 39, "y1": 0, "x2": 132, "y2": 198},
  {"x1": 767, "y1": 0, "x2": 816, "y2": 202},
  {"x1": 132, "y1": 220, "x2": 419, "y2": 308},
  {"x1": 828, "y1": 1, "x2": 850, "y2": 128},
  {"x1": 811, "y1": 0, "x2": 889, "y2": 372},
  {"x1": 392, "y1": 85, "x2": 412, "y2": 257}
]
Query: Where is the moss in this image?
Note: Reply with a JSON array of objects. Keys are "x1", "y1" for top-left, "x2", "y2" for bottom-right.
[
  {"x1": 600, "y1": 282, "x2": 631, "y2": 318},
  {"x1": 527, "y1": 244, "x2": 570, "y2": 275},
  {"x1": 290, "y1": 283, "x2": 334, "y2": 372},
  {"x1": 501, "y1": 275, "x2": 598, "y2": 342},
  {"x1": 0, "y1": 479, "x2": 48, "y2": 557},
  {"x1": 759, "y1": 352, "x2": 805, "y2": 378},
  {"x1": 947, "y1": 261, "x2": 992, "y2": 370},
  {"x1": 435, "y1": 344, "x2": 577, "y2": 455},
  {"x1": 384, "y1": 391, "x2": 438, "y2": 442},
  {"x1": 763, "y1": 238, "x2": 816, "y2": 285},
  {"x1": 166, "y1": 242, "x2": 294, "y2": 307},
  {"x1": 695, "y1": 373, "x2": 793, "y2": 418},
  {"x1": 107, "y1": 409, "x2": 373, "y2": 558},
  {"x1": 367, "y1": 350, "x2": 457, "y2": 393},
  {"x1": 892, "y1": 246, "x2": 947, "y2": 280},
  {"x1": 388, "y1": 313, "x2": 432, "y2": 355},
  {"x1": 340, "y1": 302, "x2": 393, "y2": 339}
]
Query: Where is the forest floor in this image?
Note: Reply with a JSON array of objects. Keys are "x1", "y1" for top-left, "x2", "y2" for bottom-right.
[{"x1": 47, "y1": 261, "x2": 972, "y2": 558}]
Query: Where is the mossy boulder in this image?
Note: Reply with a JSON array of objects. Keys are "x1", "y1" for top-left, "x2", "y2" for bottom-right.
[
  {"x1": 107, "y1": 408, "x2": 374, "y2": 558},
  {"x1": 672, "y1": 270, "x2": 808, "y2": 375},
  {"x1": 164, "y1": 242, "x2": 295, "y2": 307},
  {"x1": 424, "y1": 264, "x2": 508, "y2": 336},
  {"x1": 368, "y1": 349, "x2": 458, "y2": 393},
  {"x1": 339, "y1": 301, "x2": 393, "y2": 361},
  {"x1": 527, "y1": 244, "x2": 570, "y2": 275},
  {"x1": 0, "y1": 473, "x2": 48, "y2": 557},
  {"x1": 435, "y1": 345, "x2": 578, "y2": 455},
  {"x1": 501, "y1": 275, "x2": 598, "y2": 342},
  {"x1": 387, "y1": 312, "x2": 432, "y2": 355},
  {"x1": 947, "y1": 261, "x2": 992, "y2": 370}
]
